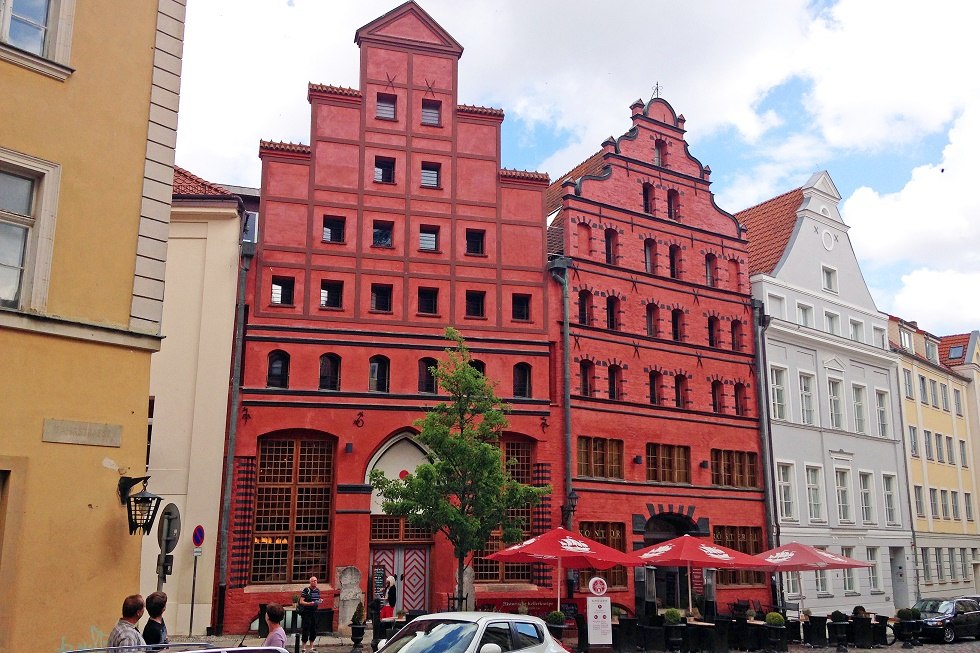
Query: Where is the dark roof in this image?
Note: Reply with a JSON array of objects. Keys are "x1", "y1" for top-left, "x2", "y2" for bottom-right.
[
  {"x1": 735, "y1": 187, "x2": 804, "y2": 276},
  {"x1": 173, "y1": 166, "x2": 235, "y2": 197},
  {"x1": 545, "y1": 151, "x2": 604, "y2": 214}
]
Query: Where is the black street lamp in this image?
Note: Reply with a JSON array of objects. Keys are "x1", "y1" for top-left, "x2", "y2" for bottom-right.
[
  {"x1": 560, "y1": 490, "x2": 579, "y2": 529},
  {"x1": 118, "y1": 476, "x2": 163, "y2": 536}
]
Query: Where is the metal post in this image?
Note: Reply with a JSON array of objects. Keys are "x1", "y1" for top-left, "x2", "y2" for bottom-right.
[
  {"x1": 190, "y1": 554, "x2": 198, "y2": 634},
  {"x1": 157, "y1": 510, "x2": 172, "y2": 591}
]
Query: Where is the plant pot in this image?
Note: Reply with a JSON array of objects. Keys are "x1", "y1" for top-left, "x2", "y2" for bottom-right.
[
  {"x1": 665, "y1": 623, "x2": 686, "y2": 652},
  {"x1": 547, "y1": 623, "x2": 567, "y2": 641},
  {"x1": 351, "y1": 623, "x2": 366, "y2": 651}
]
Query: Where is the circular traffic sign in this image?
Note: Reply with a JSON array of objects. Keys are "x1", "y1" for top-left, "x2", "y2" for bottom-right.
[{"x1": 192, "y1": 524, "x2": 205, "y2": 547}]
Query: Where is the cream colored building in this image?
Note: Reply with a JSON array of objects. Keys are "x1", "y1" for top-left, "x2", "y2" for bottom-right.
[
  {"x1": 0, "y1": 2, "x2": 184, "y2": 652},
  {"x1": 889, "y1": 316, "x2": 979, "y2": 599},
  {"x1": 139, "y1": 168, "x2": 247, "y2": 635}
]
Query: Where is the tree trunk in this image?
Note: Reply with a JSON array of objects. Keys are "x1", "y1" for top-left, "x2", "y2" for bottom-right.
[{"x1": 456, "y1": 554, "x2": 466, "y2": 611}]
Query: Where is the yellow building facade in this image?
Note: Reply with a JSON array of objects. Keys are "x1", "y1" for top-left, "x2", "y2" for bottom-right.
[
  {"x1": 889, "y1": 317, "x2": 979, "y2": 599},
  {"x1": 0, "y1": 2, "x2": 185, "y2": 652}
]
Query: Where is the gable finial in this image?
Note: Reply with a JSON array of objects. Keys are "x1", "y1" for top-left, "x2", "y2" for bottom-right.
[{"x1": 651, "y1": 82, "x2": 663, "y2": 100}]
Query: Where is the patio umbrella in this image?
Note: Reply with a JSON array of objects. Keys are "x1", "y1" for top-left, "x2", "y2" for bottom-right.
[
  {"x1": 487, "y1": 526, "x2": 640, "y2": 609},
  {"x1": 630, "y1": 534, "x2": 771, "y2": 614},
  {"x1": 753, "y1": 541, "x2": 873, "y2": 612}
]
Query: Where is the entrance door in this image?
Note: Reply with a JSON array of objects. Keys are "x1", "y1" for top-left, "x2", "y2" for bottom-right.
[
  {"x1": 889, "y1": 547, "x2": 910, "y2": 608},
  {"x1": 370, "y1": 546, "x2": 429, "y2": 612}
]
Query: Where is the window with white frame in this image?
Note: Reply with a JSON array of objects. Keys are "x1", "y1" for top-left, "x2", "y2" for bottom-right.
[
  {"x1": 800, "y1": 373, "x2": 815, "y2": 425},
  {"x1": 767, "y1": 293, "x2": 785, "y2": 319},
  {"x1": 922, "y1": 548, "x2": 932, "y2": 582},
  {"x1": 806, "y1": 466, "x2": 824, "y2": 521},
  {"x1": 937, "y1": 548, "x2": 946, "y2": 580},
  {"x1": 867, "y1": 547, "x2": 880, "y2": 591},
  {"x1": 841, "y1": 546, "x2": 856, "y2": 591},
  {"x1": 914, "y1": 485, "x2": 925, "y2": 517},
  {"x1": 946, "y1": 436, "x2": 955, "y2": 465},
  {"x1": 960, "y1": 440, "x2": 968, "y2": 468},
  {"x1": 950, "y1": 547, "x2": 958, "y2": 580},
  {"x1": 929, "y1": 379, "x2": 939, "y2": 407},
  {"x1": 883, "y1": 475, "x2": 897, "y2": 524},
  {"x1": 952, "y1": 490, "x2": 960, "y2": 520},
  {"x1": 961, "y1": 549, "x2": 970, "y2": 578},
  {"x1": 954, "y1": 389, "x2": 963, "y2": 416},
  {"x1": 876, "y1": 390, "x2": 889, "y2": 436},
  {"x1": 785, "y1": 570, "x2": 800, "y2": 596},
  {"x1": 825, "y1": 311, "x2": 841, "y2": 335},
  {"x1": 941, "y1": 490, "x2": 951, "y2": 519},
  {"x1": 936, "y1": 432, "x2": 945, "y2": 463},
  {"x1": 873, "y1": 326, "x2": 887, "y2": 348},
  {"x1": 815, "y1": 566, "x2": 829, "y2": 593},
  {"x1": 849, "y1": 319, "x2": 864, "y2": 342},
  {"x1": 940, "y1": 383, "x2": 950, "y2": 411},
  {"x1": 900, "y1": 329, "x2": 913, "y2": 351},
  {"x1": 909, "y1": 426, "x2": 919, "y2": 456},
  {"x1": 777, "y1": 463, "x2": 795, "y2": 520},
  {"x1": 852, "y1": 385, "x2": 867, "y2": 434},
  {"x1": 797, "y1": 303, "x2": 814, "y2": 327},
  {"x1": 822, "y1": 265, "x2": 838, "y2": 293},
  {"x1": 859, "y1": 472, "x2": 875, "y2": 523},
  {"x1": 828, "y1": 379, "x2": 844, "y2": 429},
  {"x1": 967, "y1": 493, "x2": 974, "y2": 521},
  {"x1": 0, "y1": 0, "x2": 75, "y2": 72},
  {"x1": 919, "y1": 375, "x2": 928, "y2": 403},
  {"x1": 929, "y1": 488, "x2": 939, "y2": 517},
  {"x1": 924, "y1": 430, "x2": 934, "y2": 459},
  {"x1": 925, "y1": 340, "x2": 939, "y2": 363},
  {"x1": 836, "y1": 468, "x2": 852, "y2": 522},
  {"x1": 903, "y1": 369, "x2": 914, "y2": 398},
  {"x1": 770, "y1": 367, "x2": 787, "y2": 420}
]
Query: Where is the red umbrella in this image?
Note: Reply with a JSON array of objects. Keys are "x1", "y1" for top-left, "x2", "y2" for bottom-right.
[
  {"x1": 487, "y1": 527, "x2": 639, "y2": 609},
  {"x1": 753, "y1": 541, "x2": 873, "y2": 570}
]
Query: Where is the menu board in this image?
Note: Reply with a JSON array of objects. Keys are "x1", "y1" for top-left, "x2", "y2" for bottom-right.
[{"x1": 373, "y1": 566, "x2": 386, "y2": 599}]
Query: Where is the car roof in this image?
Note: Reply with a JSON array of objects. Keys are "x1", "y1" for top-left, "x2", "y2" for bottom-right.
[{"x1": 414, "y1": 612, "x2": 546, "y2": 624}]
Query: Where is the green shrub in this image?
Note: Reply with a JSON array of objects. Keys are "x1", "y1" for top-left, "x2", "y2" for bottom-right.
[
  {"x1": 745, "y1": 609, "x2": 756, "y2": 621},
  {"x1": 765, "y1": 612, "x2": 785, "y2": 626},
  {"x1": 351, "y1": 601, "x2": 365, "y2": 625},
  {"x1": 546, "y1": 610, "x2": 567, "y2": 625},
  {"x1": 663, "y1": 608, "x2": 684, "y2": 625}
]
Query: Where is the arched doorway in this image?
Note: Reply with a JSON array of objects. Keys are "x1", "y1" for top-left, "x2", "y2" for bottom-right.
[{"x1": 636, "y1": 512, "x2": 702, "y2": 617}]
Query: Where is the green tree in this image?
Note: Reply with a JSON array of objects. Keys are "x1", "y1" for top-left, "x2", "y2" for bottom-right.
[{"x1": 370, "y1": 327, "x2": 550, "y2": 604}]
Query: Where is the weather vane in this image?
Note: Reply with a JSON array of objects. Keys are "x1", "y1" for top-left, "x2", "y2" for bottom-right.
[{"x1": 651, "y1": 82, "x2": 663, "y2": 100}]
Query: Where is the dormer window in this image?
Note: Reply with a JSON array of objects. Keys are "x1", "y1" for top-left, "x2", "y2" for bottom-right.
[
  {"x1": 899, "y1": 329, "x2": 913, "y2": 352},
  {"x1": 925, "y1": 340, "x2": 939, "y2": 363}
]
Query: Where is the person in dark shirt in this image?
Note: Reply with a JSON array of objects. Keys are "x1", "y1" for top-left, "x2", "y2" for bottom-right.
[
  {"x1": 143, "y1": 591, "x2": 169, "y2": 648},
  {"x1": 299, "y1": 576, "x2": 321, "y2": 653}
]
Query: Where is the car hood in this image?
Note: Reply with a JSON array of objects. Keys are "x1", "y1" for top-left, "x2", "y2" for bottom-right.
[{"x1": 919, "y1": 612, "x2": 948, "y2": 619}]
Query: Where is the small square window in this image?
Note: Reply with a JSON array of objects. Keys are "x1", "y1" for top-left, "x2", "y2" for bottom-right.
[
  {"x1": 376, "y1": 93, "x2": 397, "y2": 120},
  {"x1": 271, "y1": 276, "x2": 295, "y2": 305},
  {"x1": 322, "y1": 216, "x2": 345, "y2": 243},
  {"x1": 465, "y1": 229, "x2": 485, "y2": 255},
  {"x1": 420, "y1": 162, "x2": 441, "y2": 188},
  {"x1": 320, "y1": 280, "x2": 343, "y2": 308},
  {"x1": 465, "y1": 290, "x2": 485, "y2": 318},
  {"x1": 374, "y1": 156, "x2": 395, "y2": 184},
  {"x1": 419, "y1": 225, "x2": 439, "y2": 251},
  {"x1": 418, "y1": 287, "x2": 438, "y2": 315},
  {"x1": 371, "y1": 284, "x2": 392, "y2": 312},
  {"x1": 512, "y1": 294, "x2": 531, "y2": 321},
  {"x1": 421, "y1": 99, "x2": 442, "y2": 125},
  {"x1": 373, "y1": 221, "x2": 394, "y2": 248},
  {"x1": 822, "y1": 265, "x2": 838, "y2": 293}
]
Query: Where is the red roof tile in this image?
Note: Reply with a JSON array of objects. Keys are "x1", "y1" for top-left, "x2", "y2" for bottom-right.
[
  {"x1": 545, "y1": 150, "x2": 605, "y2": 214},
  {"x1": 547, "y1": 216, "x2": 564, "y2": 256},
  {"x1": 457, "y1": 104, "x2": 504, "y2": 118},
  {"x1": 735, "y1": 187, "x2": 804, "y2": 277},
  {"x1": 500, "y1": 168, "x2": 549, "y2": 183},
  {"x1": 260, "y1": 140, "x2": 311, "y2": 155},
  {"x1": 940, "y1": 333, "x2": 971, "y2": 366},
  {"x1": 173, "y1": 166, "x2": 234, "y2": 197},
  {"x1": 308, "y1": 83, "x2": 362, "y2": 98}
]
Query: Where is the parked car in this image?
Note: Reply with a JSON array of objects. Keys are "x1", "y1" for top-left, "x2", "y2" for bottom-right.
[
  {"x1": 378, "y1": 612, "x2": 568, "y2": 653},
  {"x1": 912, "y1": 598, "x2": 980, "y2": 643}
]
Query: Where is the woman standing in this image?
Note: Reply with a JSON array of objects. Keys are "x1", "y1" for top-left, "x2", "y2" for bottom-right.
[{"x1": 385, "y1": 575, "x2": 397, "y2": 609}]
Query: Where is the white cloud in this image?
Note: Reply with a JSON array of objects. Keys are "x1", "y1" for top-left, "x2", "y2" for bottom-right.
[{"x1": 887, "y1": 268, "x2": 980, "y2": 335}]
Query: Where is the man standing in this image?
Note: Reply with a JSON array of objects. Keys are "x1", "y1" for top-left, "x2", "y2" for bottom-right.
[
  {"x1": 108, "y1": 595, "x2": 147, "y2": 649},
  {"x1": 299, "y1": 576, "x2": 321, "y2": 653},
  {"x1": 142, "y1": 592, "x2": 169, "y2": 647}
]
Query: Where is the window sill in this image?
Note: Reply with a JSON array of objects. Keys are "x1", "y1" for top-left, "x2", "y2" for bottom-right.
[
  {"x1": 322, "y1": 239, "x2": 346, "y2": 245},
  {"x1": 465, "y1": 252, "x2": 488, "y2": 258},
  {"x1": 270, "y1": 303, "x2": 296, "y2": 308},
  {"x1": 0, "y1": 42, "x2": 74, "y2": 81},
  {"x1": 369, "y1": 309, "x2": 393, "y2": 315},
  {"x1": 844, "y1": 591, "x2": 861, "y2": 597},
  {"x1": 513, "y1": 318, "x2": 532, "y2": 323},
  {"x1": 371, "y1": 244, "x2": 395, "y2": 249},
  {"x1": 816, "y1": 593, "x2": 834, "y2": 598},
  {"x1": 464, "y1": 315, "x2": 488, "y2": 320},
  {"x1": 420, "y1": 184, "x2": 443, "y2": 190},
  {"x1": 416, "y1": 312, "x2": 441, "y2": 318},
  {"x1": 870, "y1": 590, "x2": 885, "y2": 596},
  {"x1": 375, "y1": 116, "x2": 398, "y2": 122},
  {"x1": 418, "y1": 248, "x2": 442, "y2": 254},
  {"x1": 319, "y1": 305, "x2": 343, "y2": 311},
  {"x1": 421, "y1": 121, "x2": 443, "y2": 128},
  {"x1": 374, "y1": 180, "x2": 396, "y2": 186}
]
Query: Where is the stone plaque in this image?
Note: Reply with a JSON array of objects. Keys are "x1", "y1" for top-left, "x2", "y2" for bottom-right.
[{"x1": 42, "y1": 419, "x2": 122, "y2": 447}]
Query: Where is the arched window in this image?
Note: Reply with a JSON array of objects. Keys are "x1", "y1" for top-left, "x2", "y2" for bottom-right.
[
  {"x1": 668, "y1": 244, "x2": 681, "y2": 279},
  {"x1": 649, "y1": 371, "x2": 662, "y2": 405},
  {"x1": 604, "y1": 228, "x2": 618, "y2": 265},
  {"x1": 578, "y1": 290, "x2": 593, "y2": 326},
  {"x1": 469, "y1": 359, "x2": 486, "y2": 375},
  {"x1": 418, "y1": 357, "x2": 437, "y2": 393},
  {"x1": 667, "y1": 189, "x2": 679, "y2": 220},
  {"x1": 369, "y1": 355, "x2": 390, "y2": 392},
  {"x1": 654, "y1": 139, "x2": 667, "y2": 167},
  {"x1": 642, "y1": 183, "x2": 654, "y2": 213},
  {"x1": 734, "y1": 383, "x2": 748, "y2": 416},
  {"x1": 711, "y1": 380, "x2": 725, "y2": 413},
  {"x1": 705, "y1": 254, "x2": 718, "y2": 287},
  {"x1": 708, "y1": 316, "x2": 721, "y2": 348},
  {"x1": 646, "y1": 304, "x2": 659, "y2": 337},
  {"x1": 731, "y1": 320, "x2": 744, "y2": 352},
  {"x1": 267, "y1": 350, "x2": 290, "y2": 388},
  {"x1": 674, "y1": 374, "x2": 687, "y2": 408},
  {"x1": 319, "y1": 353, "x2": 341, "y2": 390},
  {"x1": 577, "y1": 223, "x2": 592, "y2": 257},
  {"x1": 579, "y1": 360, "x2": 594, "y2": 396},
  {"x1": 606, "y1": 296, "x2": 620, "y2": 330},
  {"x1": 728, "y1": 258, "x2": 741, "y2": 291},
  {"x1": 644, "y1": 238, "x2": 656, "y2": 274},
  {"x1": 671, "y1": 308, "x2": 684, "y2": 341},
  {"x1": 513, "y1": 363, "x2": 532, "y2": 398},
  {"x1": 608, "y1": 365, "x2": 622, "y2": 400}
]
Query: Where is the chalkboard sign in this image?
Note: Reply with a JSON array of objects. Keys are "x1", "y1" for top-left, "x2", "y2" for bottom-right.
[{"x1": 373, "y1": 566, "x2": 386, "y2": 599}]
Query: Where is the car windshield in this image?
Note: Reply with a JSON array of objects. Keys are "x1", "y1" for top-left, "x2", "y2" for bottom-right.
[
  {"x1": 914, "y1": 600, "x2": 954, "y2": 615},
  {"x1": 382, "y1": 619, "x2": 479, "y2": 653}
]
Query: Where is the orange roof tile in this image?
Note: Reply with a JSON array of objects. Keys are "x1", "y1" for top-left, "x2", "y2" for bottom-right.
[
  {"x1": 500, "y1": 168, "x2": 549, "y2": 183},
  {"x1": 457, "y1": 104, "x2": 504, "y2": 118},
  {"x1": 308, "y1": 83, "x2": 362, "y2": 98},
  {"x1": 260, "y1": 140, "x2": 311, "y2": 155},
  {"x1": 940, "y1": 333, "x2": 971, "y2": 366},
  {"x1": 545, "y1": 150, "x2": 605, "y2": 214},
  {"x1": 735, "y1": 187, "x2": 804, "y2": 276},
  {"x1": 547, "y1": 217, "x2": 564, "y2": 256},
  {"x1": 173, "y1": 166, "x2": 234, "y2": 197}
]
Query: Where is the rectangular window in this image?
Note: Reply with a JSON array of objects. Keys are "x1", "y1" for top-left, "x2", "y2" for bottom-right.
[
  {"x1": 710, "y1": 450, "x2": 758, "y2": 488},
  {"x1": 914, "y1": 485, "x2": 925, "y2": 517},
  {"x1": 867, "y1": 547, "x2": 880, "y2": 591},
  {"x1": 930, "y1": 379, "x2": 939, "y2": 407},
  {"x1": 950, "y1": 547, "x2": 958, "y2": 580},
  {"x1": 322, "y1": 216, "x2": 346, "y2": 243},
  {"x1": 822, "y1": 265, "x2": 838, "y2": 292},
  {"x1": 271, "y1": 276, "x2": 294, "y2": 305},
  {"x1": 922, "y1": 548, "x2": 932, "y2": 582},
  {"x1": 815, "y1": 567, "x2": 829, "y2": 593},
  {"x1": 578, "y1": 522, "x2": 626, "y2": 588},
  {"x1": 645, "y1": 443, "x2": 691, "y2": 484},
  {"x1": 859, "y1": 472, "x2": 875, "y2": 523},
  {"x1": 770, "y1": 367, "x2": 787, "y2": 420},
  {"x1": 785, "y1": 570, "x2": 800, "y2": 596},
  {"x1": 941, "y1": 490, "x2": 951, "y2": 519},
  {"x1": 967, "y1": 493, "x2": 975, "y2": 521},
  {"x1": 899, "y1": 329, "x2": 913, "y2": 350},
  {"x1": 777, "y1": 463, "x2": 795, "y2": 520},
  {"x1": 713, "y1": 526, "x2": 765, "y2": 586},
  {"x1": 903, "y1": 369, "x2": 914, "y2": 398},
  {"x1": 374, "y1": 156, "x2": 395, "y2": 183},
  {"x1": 952, "y1": 491, "x2": 960, "y2": 519},
  {"x1": 849, "y1": 319, "x2": 864, "y2": 342},
  {"x1": 954, "y1": 389, "x2": 963, "y2": 415},
  {"x1": 419, "y1": 225, "x2": 439, "y2": 251},
  {"x1": 767, "y1": 293, "x2": 785, "y2": 319},
  {"x1": 420, "y1": 162, "x2": 441, "y2": 188},
  {"x1": 941, "y1": 384, "x2": 949, "y2": 411},
  {"x1": 936, "y1": 432, "x2": 945, "y2": 462},
  {"x1": 417, "y1": 287, "x2": 438, "y2": 315},
  {"x1": 925, "y1": 340, "x2": 939, "y2": 363},
  {"x1": 372, "y1": 220, "x2": 394, "y2": 247},
  {"x1": 930, "y1": 488, "x2": 940, "y2": 517},
  {"x1": 577, "y1": 436, "x2": 624, "y2": 479},
  {"x1": 962, "y1": 549, "x2": 970, "y2": 579},
  {"x1": 883, "y1": 475, "x2": 897, "y2": 524},
  {"x1": 320, "y1": 280, "x2": 343, "y2": 308},
  {"x1": 841, "y1": 546, "x2": 856, "y2": 591},
  {"x1": 421, "y1": 99, "x2": 442, "y2": 125},
  {"x1": 876, "y1": 391, "x2": 889, "y2": 436},
  {"x1": 909, "y1": 426, "x2": 919, "y2": 457},
  {"x1": 376, "y1": 93, "x2": 397, "y2": 119},
  {"x1": 852, "y1": 385, "x2": 867, "y2": 434},
  {"x1": 825, "y1": 311, "x2": 841, "y2": 335},
  {"x1": 797, "y1": 303, "x2": 814, "y2": 327},
  {"x1": 836, "y1": 468, "x2": 852, "y2": 522},
  {"x1": 806, "y1": 466, "x2": 824, "y2": 521},
  {"x1": 919, "y1": 375, "x2": 928, "y2": 403},
  {"x1": 873, "y1": 326, "x2": 887, "y2": 348},
  {"x1": 465, "y1": 290, "x2": 485, "y2": 318},
  {"x1": 465, "y1": 229, "x2": 485, "y2": 255},
  {"x1": 960, "y1": 440, "x2": 968, "y2": 468},
  {"x1": 800, "y1": 373, "x2": 815, "y2": 425},
  {"x1": 937, "y1": 548, "x2": 946, "y2": 581},
  {"x1": 512, "y1": 294, "x2": 531, "y2": 321},
  {"x1": 946, "y1": 436, "x2": 955, "y2": 465},
  {"x1": 924, "y1": 430, "x2": 934, "y2": 460},
  {"x1": 828, "y1": 379, "x2": 843, "y2": 429},
  {"x1": 370, "y1": 284, "x2": 392, "y2": 312}
]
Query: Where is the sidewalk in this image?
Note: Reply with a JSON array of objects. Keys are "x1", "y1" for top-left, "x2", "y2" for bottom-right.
[{"x1": 170, "y1": 631, "x2": 351, "y2": 652}]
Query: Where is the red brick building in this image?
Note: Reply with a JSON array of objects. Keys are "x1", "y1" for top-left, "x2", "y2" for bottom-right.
[
  {"x1": 217, "y1": 2, "x2": 557, "y2": 632},
  {"x1": 545, "y1": 97, "x2": 769, "y2": 616}
]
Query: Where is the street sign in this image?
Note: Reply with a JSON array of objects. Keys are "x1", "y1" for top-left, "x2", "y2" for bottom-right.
[
  {"x1": 193, "y1": 546, "x2": 202, "y2": 557},
  {"x1": 157, "y1": 503, "x2": 181, "y2": 554},
  {"x1": 192, "y1": 524, "x2": 205, "y2": 547}
]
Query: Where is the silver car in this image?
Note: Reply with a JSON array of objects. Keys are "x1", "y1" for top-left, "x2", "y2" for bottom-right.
[{"x1": 378, "y1": 612, "x2": 568, "y2": 653}]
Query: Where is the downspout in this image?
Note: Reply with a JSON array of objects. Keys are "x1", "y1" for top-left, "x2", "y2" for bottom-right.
[
  {"x1": 891, "y1": 355, "x2": 920, "y2": 603},
  {"x1": 751, "y1": 299, "x2": 780, "y2": 609},
  {"x1": 215, "y1": 237, "x2": 256, "y2": 634},
  {"x1": 547, "y1": 255, "x2": 574, "y2": 526}
]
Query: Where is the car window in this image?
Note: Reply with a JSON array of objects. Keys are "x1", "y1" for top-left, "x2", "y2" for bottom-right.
[
  {"x1": 512, "y1": 622, "x2": 544, "y2": 649},
  {"x1": 964, "y1": 600, "x2": 980, "y2": 612},
  {"x1": 481, "y1": 622, "x2": 513, "y2": 653},
  {"x1": 915, "y1": 600, "x2": 953, "y2": 614},
  {"x1": 382, "y1": 620, "x2": 479, "y2": 653},
  {"x1": 956, "y1": 602, "x2": 966, "y2": 614}
]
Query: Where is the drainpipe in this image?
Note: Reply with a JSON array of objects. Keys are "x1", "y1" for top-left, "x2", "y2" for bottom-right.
[
  {"x1": 215, "y1": 237, "x2": 256, "y2": 634},
  {"x1": 546, "y1": 255, "x2": 574, "y2": 525},
  {"x1": 751, "y1": 299, "x2": 781, "y2": 609},
  {"x1": 891, "y1": 356, "x2": 920, "y2": 603}
]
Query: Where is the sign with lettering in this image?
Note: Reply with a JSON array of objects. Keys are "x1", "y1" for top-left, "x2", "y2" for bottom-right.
[{"x1": 587, "y1": 597, "x2": 612, "y2": 646}]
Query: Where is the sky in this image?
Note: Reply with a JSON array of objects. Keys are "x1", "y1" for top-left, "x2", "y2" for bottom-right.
[{"x1": 176, "y1": 0, "x2": 980, "y2": 337}]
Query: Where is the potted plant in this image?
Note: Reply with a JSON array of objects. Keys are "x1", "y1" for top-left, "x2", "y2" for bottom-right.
[
  {"x1": 292, "y1": 593, "x2": 300, "y2": 608},
  {"x1": 745, "y1": 608, "x2": 757, "y2": 621},
  {"x1": 517, "y1": 602, "x2": 529, "y2": 615},
  {"x1": 663, "y1": 608, "x2": 685, "y2": 652},
  {"x1": 545, "y1": 610, "x2": 567, "y2": 641},
  {"x1": 827, "y1": 611, "x2": 849, "y2": 653},
  {"x1": 765, "y1": 612, "x2": 787, "y2": 652},
  {"x1": 350, "y1": 601, "x2": 366, "y2": 651}
]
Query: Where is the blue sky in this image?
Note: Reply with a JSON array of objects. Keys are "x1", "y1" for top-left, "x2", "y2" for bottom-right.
[{"x1": 177, "y1": 0, "x2": 980, "y2": 336}]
